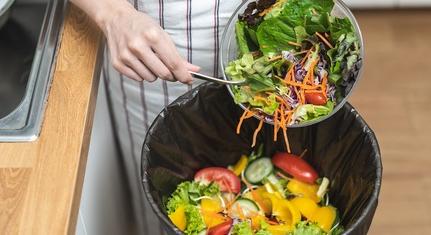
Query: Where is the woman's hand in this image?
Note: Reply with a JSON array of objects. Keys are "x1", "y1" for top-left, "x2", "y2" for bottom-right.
[{"x1": 71, "y1": 0, "x2": 199, "y2": 83}]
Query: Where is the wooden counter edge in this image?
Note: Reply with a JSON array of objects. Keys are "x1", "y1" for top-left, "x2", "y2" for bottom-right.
[{"x1": 0, "y1": 3, "x2": 104, "y2": 234}]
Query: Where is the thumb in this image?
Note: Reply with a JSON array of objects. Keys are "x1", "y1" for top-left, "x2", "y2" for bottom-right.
[{"x1": 184, "y1": 61, "x2": 201, "y2": 73}]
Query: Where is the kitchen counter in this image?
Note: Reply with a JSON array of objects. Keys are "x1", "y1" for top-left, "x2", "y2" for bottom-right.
[{"x1": 0, "y1": 3, "x2": 103, "y2": 234}]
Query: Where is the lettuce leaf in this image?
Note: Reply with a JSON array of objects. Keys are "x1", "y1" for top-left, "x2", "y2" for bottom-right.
[
  {"x1": 184, "y1": 205, "x2": 206, "y2": 235},
  {"x1": 166, "y1": 181, "x2": 220, "y2": 214},
  {"x1": 289, "y1": 221, "x2": 326, "y2": 235},
  {"x1": 327, "y1": 32, "x2": 359, "y2": 85},
  {"x1": 232, "y1": 221, "x2": 253, "y2": 235},
  {"x1": 256, "y1": 0, "x2": 335, "y2": 55},
  {"x1": 257, "y1": 17, "x2": 297, "y2": 55},
  {"x1": 293, "y1": 101, "x2": 334, "y2": 123},
  {"x1": 236, "y1": 21, "x2": 250, "y2": 55}
]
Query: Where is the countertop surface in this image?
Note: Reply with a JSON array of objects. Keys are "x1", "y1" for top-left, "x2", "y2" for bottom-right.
[{"x1": 0, "y1": 4, "x2": 102, "y2": 234}]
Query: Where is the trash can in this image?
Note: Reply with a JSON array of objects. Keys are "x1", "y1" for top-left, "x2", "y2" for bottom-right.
[{"x1": 141, "y1": 83, "x2": 382, "y2": 235}]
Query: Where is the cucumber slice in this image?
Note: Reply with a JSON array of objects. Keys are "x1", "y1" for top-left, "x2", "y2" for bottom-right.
[
  {"x1": 197, "y1": 230, "x2": 206, "y2": 235},
  {"x1": 230, "y1": 198, "x2": 262, "y2": 218},
  {"x1": 265, "y1": 174, "x2": 286, "y2": 197},
  {"x1": 244, "y1": 158, "x2": 273, "y2": 184}
]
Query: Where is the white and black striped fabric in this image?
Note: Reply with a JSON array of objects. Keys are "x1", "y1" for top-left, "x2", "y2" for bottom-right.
[{"x1": 103, "y1": 0, "x2": 240, "y2": 234}]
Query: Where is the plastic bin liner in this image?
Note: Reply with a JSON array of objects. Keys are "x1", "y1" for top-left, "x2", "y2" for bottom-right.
[{"x1": 142, "y1": 83, "x2": 382, "y2": 235}]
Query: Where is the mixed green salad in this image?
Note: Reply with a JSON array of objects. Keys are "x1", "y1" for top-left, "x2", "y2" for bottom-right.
[
  {"x1": 227, "y1": 0, "x2": 361, "y2": 146},
  {"x1": 165, "y1": 146, "x2": 344, "y2": 235}
]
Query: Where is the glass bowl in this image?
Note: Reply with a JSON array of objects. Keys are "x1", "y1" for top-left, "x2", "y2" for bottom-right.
[{"x1": 220, "y1": 0, "x2": 365, "y2": 128}]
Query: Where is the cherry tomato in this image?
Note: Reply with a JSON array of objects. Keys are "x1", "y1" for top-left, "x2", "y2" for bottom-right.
[
  {"x1": 194, "y1": 167, "x2": 241, "y2": 193},
  {"x1": 305, "y1": 92, "x2": 327, "y2": 105},
  {"x1": 207, "y1": 218, "x2": 233, "y2": 235},
  {"x1": 272, "y1": 152, "x2": 318, "y2": 184}
]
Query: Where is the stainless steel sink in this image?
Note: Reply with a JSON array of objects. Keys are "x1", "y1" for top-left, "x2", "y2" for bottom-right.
[{"x1": 0, "y1": 0, "x2": 65, "y2": 142}]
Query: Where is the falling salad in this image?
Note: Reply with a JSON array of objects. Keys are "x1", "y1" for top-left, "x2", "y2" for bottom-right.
[
  {"x1": 226, "y1": 0, "x2": 362, "y2": 151},
  {"x1": 166, "y1": 146, "x2": 344, "y2": 235}
]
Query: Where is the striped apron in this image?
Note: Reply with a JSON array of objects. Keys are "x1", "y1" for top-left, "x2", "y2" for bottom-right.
[{"x1": 103, "y1": 0, "x2": 240, "y2": 234}]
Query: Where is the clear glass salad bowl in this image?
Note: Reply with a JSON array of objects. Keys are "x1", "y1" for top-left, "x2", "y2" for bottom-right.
[{"x1": 220, "y1": 0, "x2": 365, "y2": 128}]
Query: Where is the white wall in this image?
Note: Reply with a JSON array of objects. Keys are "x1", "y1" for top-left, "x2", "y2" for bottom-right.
[{"x1": 77, "y1": 79, "x2": 136, "y2": 235}]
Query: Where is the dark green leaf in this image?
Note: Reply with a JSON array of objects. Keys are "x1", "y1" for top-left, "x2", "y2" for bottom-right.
[{"x1": 236, "y1": 21, "x2": 250, "y2": 55}]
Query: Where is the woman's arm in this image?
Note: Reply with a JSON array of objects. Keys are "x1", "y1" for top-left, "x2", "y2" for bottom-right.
[{"x1": 70, "y1": 0, "x2": 199, "y2": 83}]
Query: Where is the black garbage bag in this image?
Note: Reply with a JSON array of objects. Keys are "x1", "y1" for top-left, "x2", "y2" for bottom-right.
[{"x1": 141, "y1": 83, "x2": 382, "y2": 235}]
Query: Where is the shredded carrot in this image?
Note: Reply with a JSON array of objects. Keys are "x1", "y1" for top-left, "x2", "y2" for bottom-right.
[
  {"x1": 300, "y1": 90, "x2": 305, "y2": 105},
  {"x1": 322, "y1": 74, "x2": 328, "y2": 99},
  {"x1": 288, "y1": 41, "x2": 302, "y2": 47},
  {"x1": 304, "y1": 90, "x2": 324, "y2": 94},
  {"x1": 284, "y1": 64, "x2": 296, "y2": 82},
  {"x1": 299, "y1": 149, "x2": 308, "y2": 158},
  {"x1": 236, "y1": 110, "x2": 248, "y2": 134},
  {"x1": 301, "y1": 47, "x2": 313, "y2": 65},
  {"x1": 316, "y1": 32, "x2": 334, "y2": 49},
  {"x1": 273, "y1": 110, "x2": 279, "y2": 141},
  {"x1": 251, "y1": 119, "x2": 264, "y2": 147},
  {"x1": 286, "y1": 111, "x2": 293, "y2": 127},
  {"x1": 245, "y1": 111, "x2": 256, "y2": 119},
  {"x1": 236, "y1": 109, "x2": 257, "y2": 134},
  {"x1": 280, "y1": 79, "x2": 321, "y2": 90},
  {"x1": 303, "y1": 57, "x2": 319, "y2": 85},
  {"x1": 282, "y1": 126, "x2": 291, "y2": 153},
  {"x1": 293, "y1": 86, "x2": 301, "y2": 104},
  {"x1": 275, "y1": 96, "x2": 288, "y2": 107}
]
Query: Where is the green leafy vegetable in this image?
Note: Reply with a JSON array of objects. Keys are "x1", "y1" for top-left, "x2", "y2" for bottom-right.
[
  {"x1": 289, "y1": 221, "x2": 326, "y2": 235},
  {"x1": 304, "y1": 13, "x2": 330, "y2": 35},
  {"x1": 225, "y1": 53, "x2": 256, "y2": 81},
  {"x1": 184, "y1": 205, "x2": 206, "y2": 235},
  {"x1": 166, "y1": 181, "x2": 220, "y2": 214},
  {"x1": 232, "y1": 221, "x2": 253, "y2": 235},
  {"x1": 255, "y1": 220, "x2": 271, "y2": 235},
  {"x1": 329, "y1": 16, "x2": 354, "y2": 44},
  {"x1": 255, "y1": 229, "x2": 272, "y2": 235},
  {"x1": 257, "y1": 17, "x2": 297, "y2": 55},
  {"x1": 236, "y1": 21, "x2": 250, "y2": 55},
  {"x1": 264, "y1": 0, "x2": 289, "y2": 20},
  {"x1": 292, "y1": 101, "x2": 334, "y2": 122},
  {"x1": 327, "y1": 32, "x2": 360, "y2": 84}
]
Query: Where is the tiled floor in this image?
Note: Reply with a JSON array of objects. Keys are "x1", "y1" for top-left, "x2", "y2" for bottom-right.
[{"x1": 349, "y1": 10, "x2": 431, "y2": 234}]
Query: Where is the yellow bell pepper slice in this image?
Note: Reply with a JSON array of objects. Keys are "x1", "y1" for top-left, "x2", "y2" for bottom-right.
[
  {"x1": 262, "y1": 193, "x2": 301, "y2": 227},
  {"x1": 231, "y1": 155, "x2": 248, "y2": 176},
  {"x1": 202, "y1": 211, "x2": 227, "y2": 228},
  {"x1": 287, "y1": 179, "x2": 320, "y2": 202},
  {"x1": 201, "y1": 198, "x2": 223, "y2": 213},
  {"x1": 168, "y1": 205, "x2": 187, "y2": 231},
  {"x1": 290, "y1": 197, "x2": 318, "y2": 219},
  {"x1": 267, "y1": 224, "x2": 293, "y2": 235},
  {"x1": 251, "y1": 215, "x2": 266, "y2": 230},
  {"x1": 310, "y1": 206, "x2": 337, "y2": 232}
]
